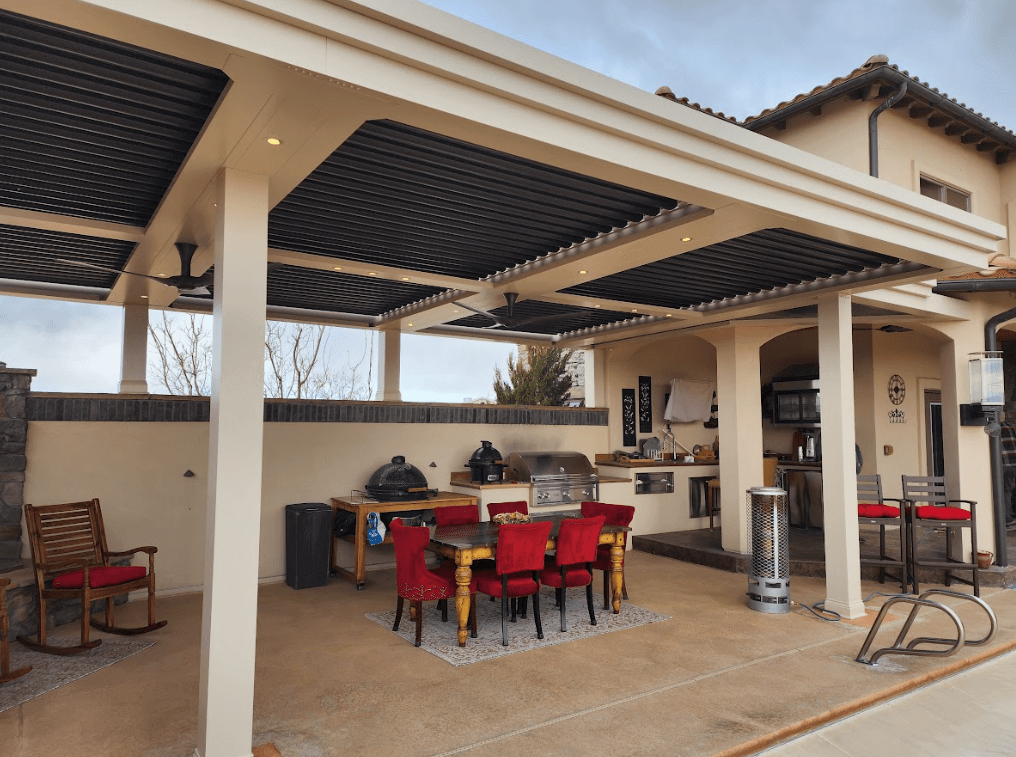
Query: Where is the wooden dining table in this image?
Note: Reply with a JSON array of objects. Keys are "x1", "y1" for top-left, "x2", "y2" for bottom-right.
[{"x1": 428, "y1": 514, "x2": 630, "y2": 647}]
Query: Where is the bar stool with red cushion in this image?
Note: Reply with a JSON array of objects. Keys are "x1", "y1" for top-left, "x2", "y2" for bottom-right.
[
  {"x1": 391, "y1": 519, "x2": 476, "y2": 647},
  {"x1": 540, "y1": 515, "x2": 605, "y2": 632},
  {"x1": 857, "y1": 474, "x2": 907, "y2": 592},
  {"x1": 581, "y1": 501, "x2": 635, "y2": 609},
  {"x1": 486, "y1": 500, "x2": 529, "y2": 520},
  {"x1": 474, "y1": 520, "x2": 552, "y2": 646},
  {"x1": 433, "y1": 503, "x2": 480, "y2": 526},
  {"x1": 901, "y1": 475, "x2": 979, "y2": 596}
]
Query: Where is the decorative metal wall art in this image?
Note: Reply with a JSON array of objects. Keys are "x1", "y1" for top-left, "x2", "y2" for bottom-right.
[
  {"x1": 638, "y1": 376, "x2": 652, "y2": 432},
  {"x1": 622, "y1": 388, "x2": 636, "y2": 446}
]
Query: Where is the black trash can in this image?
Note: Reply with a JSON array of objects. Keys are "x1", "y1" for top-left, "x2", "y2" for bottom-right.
[{"x1": 285, "y1": 503, "x2": 332, "y2": 589}]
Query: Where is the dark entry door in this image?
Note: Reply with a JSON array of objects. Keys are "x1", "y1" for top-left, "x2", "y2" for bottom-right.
[{"x1": 925, "y1": 390, "x2": 944, "y2": 477}]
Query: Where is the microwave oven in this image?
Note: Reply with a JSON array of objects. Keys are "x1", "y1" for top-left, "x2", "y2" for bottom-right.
[{"x1": 772, "y1": 378, "x2": 820, "y2": 426}]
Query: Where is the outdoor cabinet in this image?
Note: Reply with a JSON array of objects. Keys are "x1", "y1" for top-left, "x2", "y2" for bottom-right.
[{"x1": 285, "y1": 503, "x2": 333, "y2": 589}]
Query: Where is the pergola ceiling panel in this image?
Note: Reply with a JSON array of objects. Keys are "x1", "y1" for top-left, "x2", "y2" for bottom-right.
[
  {"x1": 194, "y1": 266, "x2": 447, "y2": 316},
  {"x1": 448, "y1": 299, "x2": 644, "y2": 335},
  {"x1": 0, "y1": 8, "x2": 229, "y2": 227},
  {"x1": 268, "y1": 120, "x2": 679, "y2": 280},
  {"x1": 0, "y1": 223, "x2": 135, "y2": 289},
  {"x1": 564, "y1": 229, "x2": 913, "y2": 308}
]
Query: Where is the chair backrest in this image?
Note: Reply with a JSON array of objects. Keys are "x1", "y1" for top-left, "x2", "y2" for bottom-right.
[
  {"x1": 495, "y1": 520, "x2": 553, "y2": 575},
  {"x1": 902, "y1": 475, "x2": 948, "y2": 506},
  {"x1": 554, "y1": 515, "x2": 606, "y2": 566},
  {"x1": 434, "y1": 503, "x2": 479, "y2": 526},
  {"x1": 486, "y1": 500, "x2": 529, "y2": 519},
  {"x1": 390, "y1": 519, "x2": 430, "y2": 586},
  {"x1": 580, "y1": 501, "x2": 635, "y2": 528},
  {"x1": 23, "y1": 499, "x2": 109, "y2": 581},
  {"x1": 857, "y1": 474, "x2": 884, "y2": 504}
]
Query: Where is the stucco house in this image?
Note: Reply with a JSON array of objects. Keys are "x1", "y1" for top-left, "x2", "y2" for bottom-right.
[{"x1": 0, "y1": 2, "x2": 1014, "y2": 756}]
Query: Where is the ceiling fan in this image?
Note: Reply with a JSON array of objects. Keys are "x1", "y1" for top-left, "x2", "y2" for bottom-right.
[
  {"x1": 457, "y1": 292, "x2": 587, "y2": 331},
  {"x1": 59, "y1": 242, "x2": 283, "y2": 297}
]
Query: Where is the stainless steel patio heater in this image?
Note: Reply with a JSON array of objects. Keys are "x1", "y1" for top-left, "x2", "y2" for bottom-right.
[{"x1": 746, "y1": 486, "x2": 791, "y2": 614}]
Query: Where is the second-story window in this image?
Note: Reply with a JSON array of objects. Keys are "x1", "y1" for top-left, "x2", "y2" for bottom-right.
[{"x1": 920, "y1": 175, "x2": 971, "y2": 212}]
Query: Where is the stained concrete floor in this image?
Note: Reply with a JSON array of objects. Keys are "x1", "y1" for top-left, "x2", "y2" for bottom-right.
[{"x1": 3, "y1": 550, "x2": 1015, "y2": 757}]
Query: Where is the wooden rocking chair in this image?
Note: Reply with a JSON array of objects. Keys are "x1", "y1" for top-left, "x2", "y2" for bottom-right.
[
  {"x1": 18, "y1": 499, "x2": 166, "y2": 655},
  {"x1": 1, "y1": 577, "x2": 32, "y2": 683}
]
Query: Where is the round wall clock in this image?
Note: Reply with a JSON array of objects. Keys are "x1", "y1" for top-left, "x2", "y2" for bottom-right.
[{"x1": 888, "y1": 374, "x2": 906, "y2": 405}]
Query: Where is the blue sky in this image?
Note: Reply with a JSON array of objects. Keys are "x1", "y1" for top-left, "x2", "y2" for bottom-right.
[{"x1": 2, "y1": 0, "x2": 1013, "y2": 400}]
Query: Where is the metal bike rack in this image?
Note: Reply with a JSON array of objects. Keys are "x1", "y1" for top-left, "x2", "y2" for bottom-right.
[{"x1": 855, "y1": 589, "x2": 997, "y2": 665}]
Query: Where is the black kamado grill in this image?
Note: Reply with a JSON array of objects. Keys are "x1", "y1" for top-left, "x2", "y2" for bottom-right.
[
  {"x1": 466, "y1": 441, "x2": 505, "y2": 483},
  {"x1": 365, "y1": 455, "x2": 436, "y2": 502}
]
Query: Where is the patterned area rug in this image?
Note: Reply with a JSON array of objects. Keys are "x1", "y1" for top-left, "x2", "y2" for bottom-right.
[
  {"x1": 0, "y1": 639, "x2": 155, "y2": 713},
  {"x1": 367, "y1": 586, "x2": 669, "y2": 665}
]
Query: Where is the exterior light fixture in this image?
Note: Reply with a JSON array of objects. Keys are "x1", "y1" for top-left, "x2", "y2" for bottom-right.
[
  {"x1": 266, "y1": 137, "x2": 282, "y2": 146},
  {"x1": 969, "y1": 352, "x2": 1004, "y2": 406}
]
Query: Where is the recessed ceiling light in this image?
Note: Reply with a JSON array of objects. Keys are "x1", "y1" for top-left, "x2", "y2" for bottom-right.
[
  {"x1": 157, "y1": 273, "x2": 167, "y2": 278},
  {"x1": 333, "y1": 266, "x2": 342, "y2": 271},
  {"x1": 368, "y1": 272, "x2": 377, "y2": 276},
  {"x1": 579, "y1": 270, "x2": 587, "y2": 274},
  {"x1": 407, "y1": 323, "x2": 413, "y2": 327},
  {"x1": 594, "y1": 304, "x2": 601, "y2": 308},
  {"x1": 266, "y1": 137, "x2": 282, "y2": 146},
  {"x1": 666, "y1": 314, "x2": 672, "y2": 318},
  {"x1": 631, "y1": 309, "x2": 638, "y2": 313},
  {"x1": 401, "y1": 276, "x2": 409, "y2": 281},
  {"x1": 681, "y1": 237, "x2": 692, "y2": 242},
  {"x1": 453, "y1": 309, "x2": 459, "y2": 313},
  {"x1": 140, "y1": 295, "x2": 148, "y2": 299}
]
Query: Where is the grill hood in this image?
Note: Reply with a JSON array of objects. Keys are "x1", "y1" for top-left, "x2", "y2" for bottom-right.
[{"x1": 505, "y1": 451, "x2": 597, "y2": 481}]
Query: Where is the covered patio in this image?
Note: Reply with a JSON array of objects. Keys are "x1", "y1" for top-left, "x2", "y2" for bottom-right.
[
  {"x1": 5, "y1": 550, "x2": 1016, "y2": 757},
  {"x1": 0, "y1": 1, "x2": 1011, "y2": 756}
]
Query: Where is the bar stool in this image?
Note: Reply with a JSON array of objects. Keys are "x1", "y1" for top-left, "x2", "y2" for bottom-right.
[
  {"x1": 901, "y1": 475, "x2": 979, "y2": 596},
  {"x1": 707, "y1": 479, "x2": 720, "y2": 530}
]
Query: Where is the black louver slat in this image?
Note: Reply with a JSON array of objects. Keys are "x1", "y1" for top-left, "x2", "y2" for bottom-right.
[
  {"x1": 564, "y1": 229, "x2": 908, "y2": 309},
  {"x1": 0, "y1": 224, "x2": 135, "y2": 289},
  {"x1": 448, "y1": 299, "x2": 643, "y2": 335},
  {"x1": 270, "y1": 120, "x2": 679, "y2": 280},
  {"x1": 0, "y1": 8, "x2": 229, "y2": 228}
]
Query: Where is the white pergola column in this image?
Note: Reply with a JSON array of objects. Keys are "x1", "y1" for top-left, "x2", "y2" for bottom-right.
[
  {"x1": 118, "y1": 303, "x2": 149, "y2": 393},
  {"x1": 707, "y1": 326, "x2": 769, "y2": 554},
  {"x1": 197, "y1": 168, "x2": 268, "y2": 757},
  {"x1": 818, "y1": 293, "x2": 865, "y2": 620},
  {"x1": 374, "y1": 328, "x2": 402, "y2": 402},
  {"x1": 585, "y1": 348, "x2": 608, "y2": 408}
]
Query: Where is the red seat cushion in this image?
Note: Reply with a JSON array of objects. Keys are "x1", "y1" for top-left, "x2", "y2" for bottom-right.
[
  {"x1": 474, "y1": 570, "x2": 539, "y2": 598},
  {"x1": 540, "y1": 557, "x2": 592, "y2": 588},
  {"x1": 52, "y1": 565, "x2": 147, "y2": 589},
  {"x1": 915, "y1": 506, "x2": 971, "y2": 521},
  {"x1": 858, "y1": 504, "x2": 900, "y2": 518}
]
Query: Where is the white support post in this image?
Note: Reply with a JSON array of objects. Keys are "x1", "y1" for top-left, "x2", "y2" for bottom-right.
[
  {"x1": 374, "y1": 328, "x2": 402, "y2": 402},
  {"x1": 707, "y1": 326, "x2": 768, "y2": 554},
  {"x1": 818, "y1": 293, "x2": 865, "y2": 620},
  {"x1": 118, "y1": 303, "x2": 149, "y2": 393},
  {"x1": 585, "y1": 348, "x2": 608, "y2": 408},
  {"x1": 197, "y1": 168, "x2": 268, "y2": 757}
]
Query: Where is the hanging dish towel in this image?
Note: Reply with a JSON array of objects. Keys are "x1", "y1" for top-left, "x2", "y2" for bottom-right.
[{"x1": 664, "y1": 379, "x2": 715, "y2": 423}]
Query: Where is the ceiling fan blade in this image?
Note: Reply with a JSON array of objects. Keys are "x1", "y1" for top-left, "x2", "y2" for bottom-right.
[
  {"x1": 56, "y1": 258, "x2": 167, "y2": 283},
  {"x1": 178, "y1": 286, "x2": 211, "y2": 296}
]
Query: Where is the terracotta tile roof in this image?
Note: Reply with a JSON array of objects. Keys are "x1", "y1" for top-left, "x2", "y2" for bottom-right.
[{"x1": 654, "y1": 55, "x2": 1016, "y2": 160}]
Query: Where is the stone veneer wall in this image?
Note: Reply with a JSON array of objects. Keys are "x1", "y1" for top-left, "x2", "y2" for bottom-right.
[{"x1": 0, "y1": 362, "x2": 34, "y2": 573}]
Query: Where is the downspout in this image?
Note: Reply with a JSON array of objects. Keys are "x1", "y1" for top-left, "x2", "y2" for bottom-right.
[
  {"x1": 868, "y1": 83, "x2": 908, "y2": 177},
  {"x1": 985, "y1": 307, "x2": 1016, "y2": 567}
]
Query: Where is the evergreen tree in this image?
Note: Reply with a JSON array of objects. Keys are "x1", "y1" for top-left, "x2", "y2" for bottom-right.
[{"x1": 493, "y1": 345, "x2": 573, "y2": 405}]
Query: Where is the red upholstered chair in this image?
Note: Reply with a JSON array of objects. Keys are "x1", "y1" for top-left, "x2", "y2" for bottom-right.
[
  {"x1": 901, "y1": 475, "x2": 979, "y2": 596},
  {"x1": 486, "y1": 500, "x2": 529, "y2": 520},
  {"x1": 857, "y1": 474, "x2": 907, "y2": 592},
  {"x1": 475, "y1": 520, "x2": 552, "y2": 646},
  {"x1": 391, "y1": 519, "x2": 476, "y2": 647},
  {"x1": 434, "y1": 504, "x2": 480, "y2": 526},
  {"x1": 18, "y1": 499, "x2": 166, "y2": 655},
  {"x1": 581, "y1": 501, "x2": 634, "y2": 609},
  {"x1": 541, "y1": 515, "x2": 605, "y2": 632}
]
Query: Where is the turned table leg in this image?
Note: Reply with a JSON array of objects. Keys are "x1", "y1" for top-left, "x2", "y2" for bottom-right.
[
  {"x1": 610, "y1": 541, "x2": 624, "y2": 614},
  {"x1": 455, "y1": 556, "x2": 473, "y2": 647}
]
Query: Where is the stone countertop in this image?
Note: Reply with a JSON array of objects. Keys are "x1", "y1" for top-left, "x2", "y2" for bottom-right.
[{"x1": 597, "y1": 459, "x2": 719, "y2": 468}]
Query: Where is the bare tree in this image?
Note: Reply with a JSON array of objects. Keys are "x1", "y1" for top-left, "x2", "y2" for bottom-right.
[{"x1": 148, "y1": 312, "x2": 375, "y2": 399}]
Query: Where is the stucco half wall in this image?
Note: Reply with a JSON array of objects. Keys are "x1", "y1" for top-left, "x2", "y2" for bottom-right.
[{"x1": 23, "y1": 418, "x2": 608, "y2": 593}]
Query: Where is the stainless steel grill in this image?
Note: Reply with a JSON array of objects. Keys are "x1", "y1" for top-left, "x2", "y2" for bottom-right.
[
  {"x1": 505, "y1": 451, "x2": 599, "y2": 508},
  {"x1": 746, "y1": 486, "x2": 790, "y2": 614}
]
